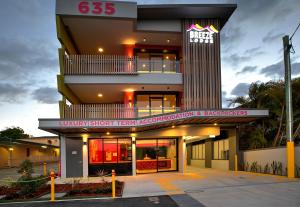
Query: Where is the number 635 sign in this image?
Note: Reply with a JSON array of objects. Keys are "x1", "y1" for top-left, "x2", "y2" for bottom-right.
[{"x1": 78, "y1": 1, "x2": 116, "y2": 15}]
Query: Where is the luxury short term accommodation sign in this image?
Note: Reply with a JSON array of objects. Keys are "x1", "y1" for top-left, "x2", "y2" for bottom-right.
[
  {"x1": 187, "y1": 24, "x2": 219, "y2": 43},
  {"x1": 56, "y1": 0, "x2": 137, "y2": 18}
]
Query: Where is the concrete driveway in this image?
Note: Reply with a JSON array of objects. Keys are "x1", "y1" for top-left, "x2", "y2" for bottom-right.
[{"x1": 119, "y1": 167, "x2": 300, "y2": 207}]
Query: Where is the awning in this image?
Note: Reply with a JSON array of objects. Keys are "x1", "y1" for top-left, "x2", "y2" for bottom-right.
[{"x1": 39, "y1": 109, "x2": 268, "y2": 135}]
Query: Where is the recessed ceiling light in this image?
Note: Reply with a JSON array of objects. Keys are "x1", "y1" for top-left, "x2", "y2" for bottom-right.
[
  {"x1": 163, "y1": 49, "x2": 168, "y2": 53},
  {"x1": 98, "y1": 93, "x2": 103, "y2": 97},
  {"x1": 166, "y1": 56, "x2": 169, "y2": 59},
  {"x1": 98, "y1": 48, "x2": 104, "y2": 53},
  {"x1": 143, "y1": 38, "x2": 146, "y2": 42},
  {"x1": 106, "y1": 132, "x2": 110, "y2": 135},
  {"x1": 172, "y1": 125, "x2": 175, "y2": 128},
  {"x1": 167, "y1": 39, "x2": 170, "y2": 43},
  {"x1": 214, "y1": 123, "x2": 218, "y2": 126}
]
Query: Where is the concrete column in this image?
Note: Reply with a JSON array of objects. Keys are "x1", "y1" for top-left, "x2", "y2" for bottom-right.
[
  {"x1": 186, "y1": 144, "x2": 192, "y2": 165},
  {"x1": 60, "y1": 135, "x2": 67, "y2": 179},
  {"x1": 205, "y1": 139, "x2": 213, "y2": 168},
  {"x1": 132, "y1": 137, "x2": 136, "y2": 176},
  {"x1": 229, "y1": 128, "x2": 238, "y2": 171},
  {"x1": 82, "y1": 135, "x2": 88, "y2": 177},
  {"x1": 178, "y1": 137, "x2": 186, "y2": 173}
]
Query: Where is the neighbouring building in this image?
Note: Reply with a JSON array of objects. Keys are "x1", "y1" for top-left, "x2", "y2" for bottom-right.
[
  {"x1": 0, "y1": 136, "x2": 60, "y2": 168},
  {"x1": 39, "y1": 0, "x2": 268, "y2": 178}
]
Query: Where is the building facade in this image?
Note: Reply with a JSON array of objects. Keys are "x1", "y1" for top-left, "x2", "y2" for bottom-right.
[{"x1": 39, "y1": 0, "x2": 268, "y2": 178}]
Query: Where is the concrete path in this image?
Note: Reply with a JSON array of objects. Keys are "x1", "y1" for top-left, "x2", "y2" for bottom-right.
[{"x1": 119, "y1": 167, "x2": 300, "y2": 207}]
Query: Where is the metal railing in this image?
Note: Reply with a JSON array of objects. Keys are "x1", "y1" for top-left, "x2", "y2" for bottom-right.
[
  {"x1": 64, "y1": 54, "x2": 181, "y2": 75},
  {"x1": 62, "y1": 103, "x2": 181, "y2": 119}
]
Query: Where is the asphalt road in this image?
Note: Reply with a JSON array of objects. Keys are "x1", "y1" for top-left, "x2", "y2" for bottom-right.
[{"x1": 0, "y1": 196, "x2": 179, "y2": 207}]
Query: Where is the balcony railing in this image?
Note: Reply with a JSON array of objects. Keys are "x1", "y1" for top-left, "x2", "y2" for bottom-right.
[
  {"x1": 62, "y1": 103, "x2": 181, "y2": 119},
  {"x1": 64, "y1": 54, "x2": 181, "y2": 75}
]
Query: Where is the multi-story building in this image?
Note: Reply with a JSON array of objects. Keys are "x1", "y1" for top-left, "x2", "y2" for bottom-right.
[{"x1": 39, "y1": 0, "x2": 268, "y2": 178}]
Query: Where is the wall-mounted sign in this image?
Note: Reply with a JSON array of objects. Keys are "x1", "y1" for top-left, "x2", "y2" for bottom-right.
[
  {"x1": 56, "y1": 0, "x2": 137, "y2": 19},
  {"x1": 187, "y1": 24, "x2": 219, "y2": 44}
]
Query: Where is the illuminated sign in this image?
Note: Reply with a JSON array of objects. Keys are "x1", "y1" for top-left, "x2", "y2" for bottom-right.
[{"x1": 187, "y1": 24, "x2": 219, "y2": 44}]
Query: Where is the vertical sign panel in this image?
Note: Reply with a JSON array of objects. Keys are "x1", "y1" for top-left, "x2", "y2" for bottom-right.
[{"x1": 183, "y1": 19, "x2": 221, "y2": 109}]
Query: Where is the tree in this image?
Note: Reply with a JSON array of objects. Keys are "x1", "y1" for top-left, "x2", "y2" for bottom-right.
[
  {"x1": 229, "y1": 79, "x2": 300, "y2": 149},
  {"x1": 0, "y1": 127, "x2": 29, "y2": 141}
]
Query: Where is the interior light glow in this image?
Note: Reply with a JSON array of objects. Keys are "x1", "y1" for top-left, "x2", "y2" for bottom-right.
[
  {"x1": 98, "y1": 48, "x2": 104, "y2": 53},
  {"x1": 98, "y1": 93, "x2": 103, "y2": 97}
]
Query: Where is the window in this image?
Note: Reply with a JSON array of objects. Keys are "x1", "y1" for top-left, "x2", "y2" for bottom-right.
[
  {"x1": 192, "y1": 144, "x2": 205, "y2": 160},
  {"x1": 136, "y1": 93, "x2": 177, "y2": 117},
  {"x1": 213, "y1": 139, "x2": 229, "y2": 160},
  {"x1": 89, "y1": 138, "x2": 132, "y2": 164},
  {"x1": 26, "y1": 148, "x2": 30, "y2": 157}
]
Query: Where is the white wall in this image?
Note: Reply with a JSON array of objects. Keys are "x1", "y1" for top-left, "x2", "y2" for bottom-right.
[
  {"x1": 243, "y1": 146, "x2": 300, "y2": 171},
  {"x1": 190, "y1": 159, "x2": 205, "y2": 168}
]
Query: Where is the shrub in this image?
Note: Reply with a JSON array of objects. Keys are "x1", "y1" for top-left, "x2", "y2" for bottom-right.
[{"x1": 17, "y1": 160, "x2": 34, "y2": 177}]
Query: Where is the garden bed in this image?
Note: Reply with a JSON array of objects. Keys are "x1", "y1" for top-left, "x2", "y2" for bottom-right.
[{"x1": 0, "y1": 181, "x2": 124, "y2": 200}]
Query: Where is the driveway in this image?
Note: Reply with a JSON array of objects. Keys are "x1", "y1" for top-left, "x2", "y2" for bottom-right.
[
  {"x1": 0, "y1": 162, "x2": 58, "y2": 181},
  {"x1": 119, "y1": 167, "x2": 300, "y2": 207}
]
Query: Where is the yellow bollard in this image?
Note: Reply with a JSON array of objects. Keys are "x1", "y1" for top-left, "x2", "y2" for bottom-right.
[
  {"x1": 50, "y1": 171, "x2": 55, "y2": 202},
  {"x1": 235, "y1": 154, "x2": 238, "y2": 172},
  {"x1": 112, "y1": 169, "x2": 116, "y2": 198},
  {"x1": 43, "y1": 162, "x2": 47, "y2": 176}
]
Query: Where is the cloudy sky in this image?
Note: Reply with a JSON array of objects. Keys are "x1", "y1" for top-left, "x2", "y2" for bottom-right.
[{"x1": 0, "y1": 0, "x2": 300, "y2": 136}]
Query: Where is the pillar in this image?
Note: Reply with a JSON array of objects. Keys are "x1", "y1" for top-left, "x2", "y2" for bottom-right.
[
  {"x1": 132, "y1": 137, "x2": 136, "y2": 176},
  {"x1": 82, "y1": 135, "x2": 89, "y2": 177},
  {"x1": 228, "y1": 128, "x2": 238, "y2": 171},
  {"x1": 60, "y1": 135, "x2": 67, "y2": 178},
  {"x1": 179, "y1": 137, "x2": 186, "y2": 173},
  {"x1": 205, "y1": 139, "x2": 213, "y2": 168}
]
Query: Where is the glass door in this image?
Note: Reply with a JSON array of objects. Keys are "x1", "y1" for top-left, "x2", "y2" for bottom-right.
[
  {"x1": 150, "y1": 56, "x2": 163, "y2": 72},
  {"x1": 157, "y1": 139, "x2": 177, "y2": 172},
  {"x1": 136, "y1": 139, "x2": 178, "y2": 174},
  {"x1": 150, "y1": 97, "x2": 163, "y2": 116},
  {"x1": 136, "y1": 140, "x2": 157, "y2": 174}
]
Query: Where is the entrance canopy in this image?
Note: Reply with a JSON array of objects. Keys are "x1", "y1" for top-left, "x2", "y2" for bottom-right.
[{"x1": 39, "y1": 109, "x2": 268, "y2": 134}]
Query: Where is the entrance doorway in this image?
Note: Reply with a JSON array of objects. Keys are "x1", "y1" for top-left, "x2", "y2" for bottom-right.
[{"x1": 136, "y1": 138, "x2": 178, "y2": 174}]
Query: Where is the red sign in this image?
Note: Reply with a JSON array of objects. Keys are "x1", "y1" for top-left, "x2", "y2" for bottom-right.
[{"x1": 78, "y1": 1, "x2": 115, "y2": 15}]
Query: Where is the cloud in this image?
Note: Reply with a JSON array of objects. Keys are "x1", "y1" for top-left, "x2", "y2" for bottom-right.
[
  {"x1": 231, "y1": 83, "x2": 250, "y2": 97},
  {"x1": 222, "y1": 91, "x2": 231, "y2": 108},
  {"x1": 236, "y1": 66, "x2": 257, "y2": 75},
  {"x1": 262, "y1": 31, "x2": 285, "y2": 43},
  {"x1": 0, "y1": 83, "x2": 28, "y2": 103},
  {"x1": 0, "y1": 37, "x2": 58, "y2": 82},
  {"x1": 31, "y1": 87, "x2": 59, "y2": 104},
  {"x1": 223, "y1": 53, "x2": 252, "y2": 68},
  {"x1": 260, "y1": 61, "x2": 300, "y2": 77}
]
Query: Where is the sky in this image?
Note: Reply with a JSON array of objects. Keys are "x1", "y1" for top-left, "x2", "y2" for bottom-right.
[{"x1": 0, "y1": 0, "x2": 300, "y2": 136}]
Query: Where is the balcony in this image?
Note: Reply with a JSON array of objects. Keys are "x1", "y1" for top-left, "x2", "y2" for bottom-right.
[
  {"x1": 61, "y1": 103, "x2": 181, "y2": 119},
  {"x1": 64, "y1": 54, "x2": 181, "y2": 75}
]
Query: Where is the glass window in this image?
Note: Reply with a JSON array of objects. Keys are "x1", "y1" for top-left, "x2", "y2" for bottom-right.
[
  {"x1": 137, "y1": 95, "x2": 150, "y2": 117},
  {"x1": 89, "y1": 139, "x2": 103, "y2": 164},
  {"x1": 118, "y1": 139, "x2": 132, "y2": 163},
  {"x1": 163, "y1": 95, "x2": 176, "y2": 113},
  {"x1": 103, "y1": 139, "x2": 118, "y2": 163},
  {"x1": 192, "y1": 144, "x2": 204, "y2": 160},
  {"x1": 213, "y1": 139, "x2": 229, "y2": 160}
]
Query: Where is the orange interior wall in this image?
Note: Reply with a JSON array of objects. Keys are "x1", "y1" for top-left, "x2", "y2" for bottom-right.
[
  {"x1": 123, "y1": 44, "x2": 135, "y2": 57},
  {"x1": 124, "y1": 91, "x2": 134, "y2": 107}
]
